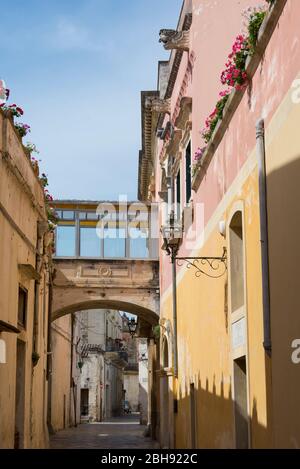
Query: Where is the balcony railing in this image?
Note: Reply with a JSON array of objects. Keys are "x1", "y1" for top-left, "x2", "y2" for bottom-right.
[{"x1": 105, "y1": 341, "x2": 128, "y2": 365}]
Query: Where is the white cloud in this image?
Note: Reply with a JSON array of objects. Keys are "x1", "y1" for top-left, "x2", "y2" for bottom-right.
[{"x1": 50, "y1": 18, "x2": 106, "y2": 52}]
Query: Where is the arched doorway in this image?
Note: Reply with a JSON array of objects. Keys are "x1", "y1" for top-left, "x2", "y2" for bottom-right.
[{"x1": 228, "y1": 206, "x2": 249, "y2": 449}]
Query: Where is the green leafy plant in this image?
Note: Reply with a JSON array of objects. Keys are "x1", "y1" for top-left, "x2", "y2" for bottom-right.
[
  {"x1": 39, "y1": 173, "x2": 49, "y2": 188},
  {"x1": 25, "y1": 142, "x2": 39, "y2": 155},
  {"x1": 246, "y1": 9, "x2": 267, "y2": 54},
  {"x1": 0, "y1": 103, "x2": 24, "y2": 118},
  {"x1": 14, "y1": 123, "x2": 31, "y2": 138},
  {"x1": 153, "y1": 325, "x2": 160, "y2": 341},
  {"x1": 201, "y1": 93, "x2": 230, "y2": 144}
]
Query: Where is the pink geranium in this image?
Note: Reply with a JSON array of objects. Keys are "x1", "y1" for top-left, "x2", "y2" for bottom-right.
[{"x1": 194, "y1": 147, "x2": 206, "y2": 162}]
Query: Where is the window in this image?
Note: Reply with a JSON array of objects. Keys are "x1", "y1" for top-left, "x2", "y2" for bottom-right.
[
  {"x1": 86, "y1": 212, "x2": 99, "y2": 220},
  {"x1": 185, "y1": 141, "x2": 192, "y2": 203},
  {"x1": 56, "y1": 225, "x2": 76, "y2": 257},
  {"x1": 176, "y1": 170, "x2": 181, "y2": 219},
  {"x1": 229, "y1": 211, "x2": 244, "y2": 312},
  {"x1": 61, "y1": 211, "x2": 74, "y2": 220},
  {"x1": 80, "y1": 227, "x2": 101, "y2": 257},
  {"x1": 18, "y1": 286, "x2": 27, "y2": 328},
  {"x1": 129, "y1": 227, "x2": 149, "y2": 258},
  {"x1": 104, "y1": 226, "x2": 126, "y2": 258}
]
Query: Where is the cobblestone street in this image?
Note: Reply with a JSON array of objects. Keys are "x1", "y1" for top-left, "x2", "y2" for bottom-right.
[{"x1": 50, "y1": 415, "x2": 159, "y2": 449}]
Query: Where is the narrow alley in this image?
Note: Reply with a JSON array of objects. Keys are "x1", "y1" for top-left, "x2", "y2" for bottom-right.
[
  {"x1": 1, "y1": 0, "x2": 300, "y2": 455},
  {"x1": 50, "y1": 416, "x2": 158, "y2": 450}
]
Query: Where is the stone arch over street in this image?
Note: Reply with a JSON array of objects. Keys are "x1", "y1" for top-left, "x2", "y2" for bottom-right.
[{"x1": 52, "y1": 258, "x2": 160, "y2": 334}]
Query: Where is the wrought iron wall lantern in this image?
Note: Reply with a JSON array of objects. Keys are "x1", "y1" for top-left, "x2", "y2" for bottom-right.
[
  {"x1": 127, "y1": 318, "x2": 138, "y2": 338},
  {"x1": 161, "y1": 211, "x2": 182, "y2": 258},
  {"x1": 161, "y1": 211, "x2": 227, "y2": 279},
  {"x1": 176, "y1": 247, "x2": 227, "y2": 279}
]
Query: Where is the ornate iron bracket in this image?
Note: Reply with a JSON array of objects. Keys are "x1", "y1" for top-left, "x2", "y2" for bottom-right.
[{"x1": 175, "y1": 247, "x2": 227, "y2": 279}]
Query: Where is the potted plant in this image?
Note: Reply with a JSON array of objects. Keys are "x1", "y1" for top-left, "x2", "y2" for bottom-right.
[
  {"x1": 30, "y1": 157, "x2": 39, "y2": 176},
  {"x1": 14, "y1": 122, "x2": 31, "y2": 139}
]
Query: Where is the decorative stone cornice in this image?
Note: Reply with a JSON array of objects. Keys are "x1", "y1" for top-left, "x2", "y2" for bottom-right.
[
  {"x1": 145, "y1": 97, "x2": 171, "y2": 115},
  {"x1": 166, "y1": 129, "x2": 183, "y2": 156},
  {"x1": 138, "y1": 91, "x2": 159, "y2": 201},
  {"x1": 159, "y1": 29, "x2": 190, "y2": 52},
  {"x1": 175, "y1": 96, "x2": 192, "y2": 130},
  {"x1": 156, "y1": 12, "x2": 193, "y2": 140},
  {"x1": 147, "y1": 175, "x2": 156, "y2": 199}
]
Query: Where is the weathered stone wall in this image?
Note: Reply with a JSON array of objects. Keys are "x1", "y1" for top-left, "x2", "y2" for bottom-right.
[
  {"x1": 138, "y1": 339, "x2": 149, "y2": 425},
  {"x1": 123, "y1": 371, "x2": 139, "y2": 412},
  {"x1": 80, "y1": 353, "x2": 104, "y2": 422},
  {"x1": 0, "y1": 110, "x2": 51, "y2": 448},
  {"x1": 50, "y1": 315, "x2": 81, "y2": 431}
]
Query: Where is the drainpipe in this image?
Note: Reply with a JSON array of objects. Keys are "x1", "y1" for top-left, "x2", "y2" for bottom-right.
[
  {"x1": 256, "y1": 119, "x2": 272, "y2": 355},
  {"x1": 169, "y1": 163, "x2": 178, "y2": 378},
  {"x1": 171, "y1": 253, "x2": 178, "y2": 377}
]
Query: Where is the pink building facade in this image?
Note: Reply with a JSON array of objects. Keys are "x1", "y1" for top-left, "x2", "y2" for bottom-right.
[{"x1": 139, "y1": 0, "x2": 300, "y2": 448}]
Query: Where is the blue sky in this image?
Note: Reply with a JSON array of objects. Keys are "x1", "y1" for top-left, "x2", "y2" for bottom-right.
[{"x1": 1, "y1": 0, "x2": 182, "y2": 200}]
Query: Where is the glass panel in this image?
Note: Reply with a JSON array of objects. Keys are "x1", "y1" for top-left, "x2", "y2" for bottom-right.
[
  {"x1": 86, "y1": 212, "x2": 99, "y2": 220},
  {"x1": 56, "y1": 225, "x2": 76, "y2": 256},
  {"x1": 80, "y1": 227, "x2": 101, "y2": 257},
  {"x1": 79, "y1": 212, "x2": 86, "y2": 220},
  {"x1": 129, "y1": 227, "x2": 149, "y2": 258},
  {"x1": 104, "y1": 227, "x2": 126, "y2": 258},
  {"x1": 62, "y1": 211, "x2": 75, "y2": 220}
]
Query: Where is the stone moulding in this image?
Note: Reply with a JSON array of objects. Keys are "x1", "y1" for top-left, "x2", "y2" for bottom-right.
[
  {"x1": 192, "y1": 0, "x2": 287, "y2": 192},
  {"x1": 146, "y1": 97, "x2": 171, "y2": 115},
  {"x1": 175, "y1": 97, "x2": 192, "y2": 130},
  {"x1": 1, "y1": 150, "x2": 46, "y2": 220},
  {"x1": 0, "y1": 199, "x2": 37, "y2": 254},
  {"x1": 167, "y1": 129, "x2": 183, "y2": 159}
]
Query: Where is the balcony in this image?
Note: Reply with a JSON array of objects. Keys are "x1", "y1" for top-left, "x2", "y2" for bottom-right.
[{"x1": 105, "y1": 341, "x2": 128, "y2": 367}]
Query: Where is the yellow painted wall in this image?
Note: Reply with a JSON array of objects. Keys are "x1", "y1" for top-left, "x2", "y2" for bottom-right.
[
  {"x1": 264, "y1": 78, "x2": 300, "y2": 448},
  {"x1": 161, "y1": 160, "x2": 271, "y2": 448},
  {"x1": 160, "y1": 70, "x2": 300, "y2": 449}
]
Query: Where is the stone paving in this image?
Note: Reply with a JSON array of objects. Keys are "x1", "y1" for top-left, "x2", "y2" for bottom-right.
[{"x1": 50, "y1": 415, "x2": 159, "y2": 449}]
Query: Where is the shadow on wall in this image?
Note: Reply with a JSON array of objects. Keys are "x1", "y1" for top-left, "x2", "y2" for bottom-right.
[
  {"x1": 170, "y1": 154, "x2": 300, "y2": 449},
  {"x1": 139, "y1": 384, "x2": 148, "y2": 425},
  {"x1": 174, "y1": 373, "x2": 270, "y2": 449},
  {"x1": 265, "y1": 154, "x2": 300, "y2": 448}
]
